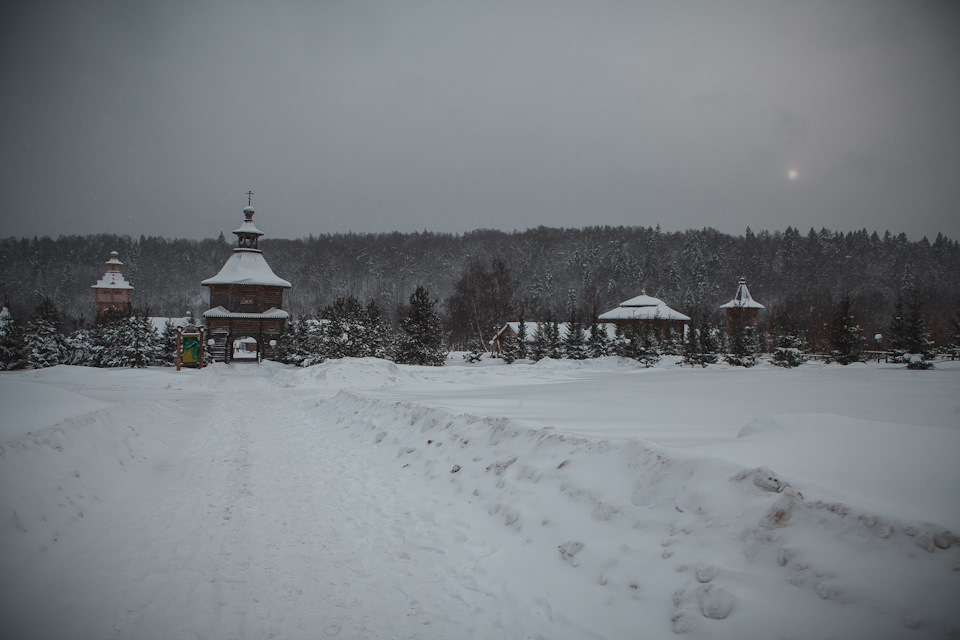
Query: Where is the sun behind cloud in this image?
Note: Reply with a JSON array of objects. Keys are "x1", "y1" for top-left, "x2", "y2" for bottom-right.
[{"x1": 787, "y1": 168, "x2": 799, "y2": 180}]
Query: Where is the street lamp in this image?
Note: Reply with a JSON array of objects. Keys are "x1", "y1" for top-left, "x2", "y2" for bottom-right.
[{"x1": 874, "y1": 334, "x2": 883, "y2": 363}]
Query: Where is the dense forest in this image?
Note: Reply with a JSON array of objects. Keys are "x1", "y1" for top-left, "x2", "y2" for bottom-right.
[{"x1": 1, "y1": 225, "x2": 959, "y2": 352}]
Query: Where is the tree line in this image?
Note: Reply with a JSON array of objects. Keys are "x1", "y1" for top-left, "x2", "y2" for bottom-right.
[{"x1": 1, "y1": 225, "x2": 959, "y2": 363}]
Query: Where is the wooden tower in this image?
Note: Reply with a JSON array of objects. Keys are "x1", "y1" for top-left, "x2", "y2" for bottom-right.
[
  {"x1": 92, "y1": 251, "x2": 134, "y2": 318},
  {"x1": 201, "y1": 196, "x2": 291, "y2": 362}
]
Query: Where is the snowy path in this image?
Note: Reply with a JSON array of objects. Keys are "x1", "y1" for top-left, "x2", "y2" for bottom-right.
[{"x1": 2, "y1": 360, "x2": 959, "y2": 639}]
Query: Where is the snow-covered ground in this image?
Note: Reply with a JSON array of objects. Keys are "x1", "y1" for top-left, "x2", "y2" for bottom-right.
[{"x1": 1, "y1": 357, "x2": 958, "y2": 639}]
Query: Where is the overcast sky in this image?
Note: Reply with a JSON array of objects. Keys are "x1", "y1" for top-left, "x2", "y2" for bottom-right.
[{"x1": 2, "y1": 0, "x2": 958, "y2": 241}]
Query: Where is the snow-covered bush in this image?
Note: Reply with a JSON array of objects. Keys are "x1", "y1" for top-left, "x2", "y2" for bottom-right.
[{"x1": 772, "y1": 331, "x2": 806, "y2": 368}]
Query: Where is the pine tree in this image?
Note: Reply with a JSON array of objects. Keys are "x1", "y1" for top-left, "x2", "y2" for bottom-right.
[
  {"x1": 587, "y1": 314, "x2": 610, "y2": 359},
  {"x1": 24, "y1": 297, "x2": 67, "y2": 368},
  {"x1": 698, "y1": 326, "x2": 720, "y2": 364},
  {"x1": 63, "y1": 327, "x2": 95, "y2": 365},
  {"x1": 91, "y1": 308, "x2": 162, "y2": 367},
  {"x1": 275, "y1": 314, "x2": 308, "y2": 365},
  {"x1": 563, "y1": 311, "x2": 587, "y2": 360},
  {"x1": 500, "y1": 330, "x2": 519, "y2": 364},
  {"x1": 950, "y1": 299, "x2": 960, "y2": 354},
  {"x1": 724, "y1": 316, "x2": 758, "y2": 367},
  {"x1": 548, "y1": 318, "x2": 562, "y2": 360},
  {"x1": 396, "y1": 286, "x2": 446, "y2": 366},
  {"x1": 531, "y1": 318, "x2": 552, "y2": 362},
  {"x1": 829, "y1": 295, "x2": 863, "y2": 365},
  {"x1": 160, "y1": 319, "x2": 179, "y2": 366},
  {"x1": 897, "y1": 293, "x2": 934, "y2": 369},
  {"x1": 516, "y1": 312, "x2": 529, "y2": 360},
  {"x1": 0, "y1": 306, "x2": 25, "y2": 370},
  {"x1": 682, "y1": 321, "x2": 705, "y2": 367}
]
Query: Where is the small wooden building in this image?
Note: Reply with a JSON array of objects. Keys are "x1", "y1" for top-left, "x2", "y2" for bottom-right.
[
  {"x1": 598, "y1": 285, "x2": 690, "y2": 338},
  {"x1": 719, "y1": 277, "x2": 764, "y2": 329},
  {"x1": 201, "y1": 201, "x2": 292, "y2": 362},
  {"x1": 92, "y1": 251, "x2": 133, "y2": 318}
]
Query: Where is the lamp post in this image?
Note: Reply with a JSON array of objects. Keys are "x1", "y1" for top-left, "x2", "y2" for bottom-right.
[{"x1": 874, "y1": 334, "x2": 883, "y2": 363}]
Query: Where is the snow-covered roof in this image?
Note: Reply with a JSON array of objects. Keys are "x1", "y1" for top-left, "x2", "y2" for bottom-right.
[
  {"x1": 233, "y1": 219, "x2": 264, "y2": 237},
  {"x1": 719, "y1": 277, "x2": 765, "y2": 309},
  {"x1": 148, "y1": 316, "x2": 192, "y2": 334},
  {"x1": 598, "y1": 289, "x2": 690, "y2": 322},
  {"x1": 92, "y1": 271, "x2": 134, "y2": 290},
  {"x1": 202, "y1": 306, "x2": 290, "y2": 320},
  {"x1": 201, "y1": 250, "x2": 292, "y2": 288}
]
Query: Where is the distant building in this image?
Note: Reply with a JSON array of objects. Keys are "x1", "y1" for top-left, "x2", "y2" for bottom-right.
[
  {"x1": 719, "y1": 277, "x2": 764, "y2": 329},
  {"x1": 92, "y1": 251, "x2": 134, "y2": 318},
  {"x1": 598, "y1": 285, "x2": 690, "y2": 338},
  {"x1": 201, "y1": 199, "x2": 291, "y2": 362}
]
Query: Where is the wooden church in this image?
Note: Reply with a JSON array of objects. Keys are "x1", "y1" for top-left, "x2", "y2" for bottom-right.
[{"x1": 201, "y1": 197, "x2": 291, "y2": 362}]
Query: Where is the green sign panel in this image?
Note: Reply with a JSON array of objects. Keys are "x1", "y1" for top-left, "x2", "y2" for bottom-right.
[{"x1": 182, "y1": 334, "x2": 200, "y2": 364}]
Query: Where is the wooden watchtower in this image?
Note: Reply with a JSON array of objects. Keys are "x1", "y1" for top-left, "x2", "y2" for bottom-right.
[{"x1": 92, "y1": 251, "x2": 134, "y2": 318}]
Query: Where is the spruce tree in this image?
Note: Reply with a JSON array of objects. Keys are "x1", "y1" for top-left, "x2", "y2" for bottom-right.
[
  {"x1": 516, "y1": 312, "x2": 529, "y2": 360},
  {"x1": 724, "y1": 316, "x2": 758, "y2": 367},
  {"x1": 500, "y1": 330, "x2": 519, "y2": 364},
  {"x1": 397, "y1": 286, "x2": 446, "y2": 366},
  {"x1": 698, "y1": 326, "x2": 720, "y2": 365},
  {"x1": 587, "y1": 315, "x2": 610, "y2": 359},
  {"x1": 24, "y1": 297, "x2": 67, "y2": 368},
  {"x1": 0, "y1": 306, "x2": 25, "y2": 370},
  {"x1": 898, "y1": 293, "x2": 934, "y2": 369},
  {"x1": 160, "y1": 319, "x2": 179, "y2": 366},
  {"x1": 682, "y1": 321, "x2": 704, "y2": 367},
  {"x1": 563, "y1": 311, "x2": 587, "y2": 360},
  {"x1": 829, "y1": 295, "x2": 863, "y2": 365},
  {"x1": 530, "y1": 318, "x2": 552, "y2": 361}
]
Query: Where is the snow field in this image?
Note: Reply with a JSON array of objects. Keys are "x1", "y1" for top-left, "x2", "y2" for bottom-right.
[{"x1": 1, "y1": 358, "x2": 958, "y2": 639}]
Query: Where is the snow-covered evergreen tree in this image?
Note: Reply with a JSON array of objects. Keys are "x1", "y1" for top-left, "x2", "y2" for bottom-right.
[
  {"x1": 772, "y1": 329, "x2": 806, "y2": 368},
  {"x1": 159, "y1": 319, "x2": 179, "y2": 366},
  {"x1": 275, "y1": 314, "x2": 308, "y2": 365},
  {"x1": 396, "y1": 286, "x2": 446, "y2": 366},
  {"x1": 698, "y1": 325, "x2": 721, "y2": 364},
  {"x1": 92, "y1": 309, "x2": 162, "y2": 368},
  {"x1": 515, "y1": 312, "x2": 528, "y2": 360},
  {"x1": 464, "y1": 337, "x2": 486, "y2": 363},
  {"x1": 724, "y1": 316, "x2": 758, "y2": 367},
  {"x1": 829, "y1": 295, "x2": 863, "y2": 365},
  {"x1": 682, "y1": 323, "x2": 706, "y2": 367},
  {"x1": 63, "y1": 327, "x2": 96, "y2": 365},
  {"x1": 889, "y1": 293, "x2": 934, "y2": 369},
  {"x1": 0, "y1": 306, "x2": 25, "y2": 369},
  {"x1": 24, "y1": 298, "x2": 67, "y2": 369},
  {"x1": 563, "y1": 312, "x2": 587, "y2": 360},
  {"x1": 500, "y1": 331, "x2": 519, "y2": 364},
  {"x1": 530, "y1": 318, "x2": 552, "y2": 362},
  {"x1": 587, "y1": 315, "x2": 610, "y2": 358}
]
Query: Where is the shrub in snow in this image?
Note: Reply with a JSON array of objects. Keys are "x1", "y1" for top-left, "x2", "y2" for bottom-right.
[{"x1": 772, "y1": 330, "x2": 806, "y2": 368}]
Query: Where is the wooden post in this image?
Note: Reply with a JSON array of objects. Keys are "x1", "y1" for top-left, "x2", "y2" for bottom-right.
[{"x1": 176, "y1": 327, "x2": 183, "y2": 371}]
